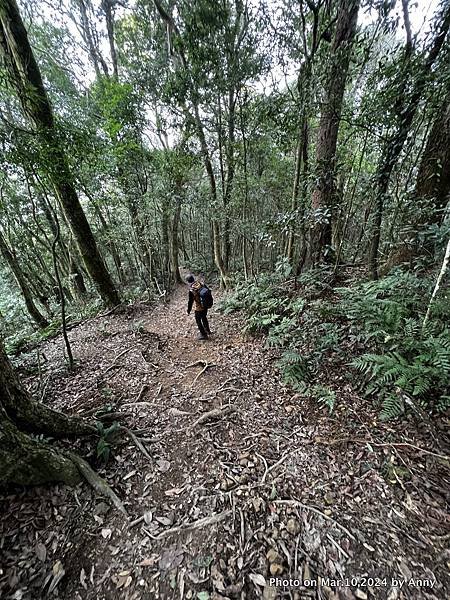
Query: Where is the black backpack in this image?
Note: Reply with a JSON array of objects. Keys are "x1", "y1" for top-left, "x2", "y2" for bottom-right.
[{"x1": 199, "y1": 285, "x2": 213, "y2": 309}]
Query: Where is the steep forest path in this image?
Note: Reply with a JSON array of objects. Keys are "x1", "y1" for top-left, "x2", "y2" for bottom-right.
[{"x1": 1, "y1": 286, "x2": 448, "y2": 600}]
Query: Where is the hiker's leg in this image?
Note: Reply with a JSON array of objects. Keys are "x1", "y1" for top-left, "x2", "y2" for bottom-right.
[
  {"x1": 195, "y1": 311, "x2": 207, "y2": 337},
  {"x1": 202, "y1": 310, "x2": 211, "y2": 335}
]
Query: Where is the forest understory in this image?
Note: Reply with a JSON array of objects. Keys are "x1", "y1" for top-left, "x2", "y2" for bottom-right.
[{"x1": 1, "y1": 284, "x2": 448, "y2": 600}]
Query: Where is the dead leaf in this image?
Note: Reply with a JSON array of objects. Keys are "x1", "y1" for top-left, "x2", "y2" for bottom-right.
[
  {"x1": 164, "y1": 487, "x2": 184, "y2": 496},
  {"x1": 159, "y1": 546, "x2": 184, "y2": 571},
  {"x1": 155, "y1": 515, "x2": 172, "y2": 526},
  {"x1": 35, "y1": 542, "x2": 46, "y2": 562},
  {"x1": 156, "y1": 459, "x2": 171, "y2": 472},
  {"x1": 249, "y1": 573, "x2": 266, "y2": 587},
  {"x1": 140, "y1": 555, "x2": 158, "y2": 567},
  {"x1": 80, "y1": 568, "x2": 88, "y2": 590},
  {"x1": 101, "y1": 528, "x2": 112, "y2": 539},
  {"x1": 48, "y1": 560, "x2": 65, "y2": 593},
  {"x1": 211, "y1": 564, "x2": 226, "y2": 592}
]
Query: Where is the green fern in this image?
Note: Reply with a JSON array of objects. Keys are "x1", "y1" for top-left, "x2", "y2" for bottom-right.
[{"x1": 276, "y1": 351, "x2": 311, "y2": 390}]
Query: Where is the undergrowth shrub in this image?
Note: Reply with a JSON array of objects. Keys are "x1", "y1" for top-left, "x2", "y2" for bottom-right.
[
  {"x1": 221, "y1": 267, "x2": 450, "y2": 420},
  {"x1": 337, "y1": 270, "x2": 450, "y2": 419},
  {"x1": 220, "y1": 267, "x2": 340, "y2": 413}
]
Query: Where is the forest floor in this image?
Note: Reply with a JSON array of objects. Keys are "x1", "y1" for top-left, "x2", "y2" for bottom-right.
[{"x1": 0, "y1": 284, "x2": 449, "y2": 600}]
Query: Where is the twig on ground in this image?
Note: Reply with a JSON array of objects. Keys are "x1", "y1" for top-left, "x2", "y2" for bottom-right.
[
  {"x1": 97, "y1": 411, "x2": 132, "y2": 421},
  {"x1": 260, "y1": 446, "x2": 312, "y2": 484},
  {"x1": 136, "y1": 384, "x2": 149, "y2": 402},
  {"x1": 327, "y1": 533, "x2": 350, "y2": 559},
  {"x1": 192, "y1": 362, "x2": 216, "y2": 386},
  {"x1": 186, "y1": 360, "x2": 206, "y2": 368},
  {"x1": 98, "y1": 304, "x2": 124, "y2": 318},
  {"x1": 273, "y1": 499, "x2": 356, "y2": 541},
  {"x1": 315, "y1": 437, "x2": 449, "y2": 461},
  {"x1": 102, "y1": 347, "x2": 134, "y2": 376}
]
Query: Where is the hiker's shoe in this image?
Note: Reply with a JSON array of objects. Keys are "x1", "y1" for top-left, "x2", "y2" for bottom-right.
[{"x1": 197, "y1": 333, "x2": 207, "y2": 340}]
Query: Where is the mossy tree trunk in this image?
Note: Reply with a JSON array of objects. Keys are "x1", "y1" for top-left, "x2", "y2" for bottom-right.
[
  {"x1": 0, "y1": 404, "x2": 81, "y2": 486},
  {"x1": 0, "y1": 340, "x2": 94, "y2": 486},
  {"x1": 385, "y1": 90, "x2": 450, "y2": 269}
]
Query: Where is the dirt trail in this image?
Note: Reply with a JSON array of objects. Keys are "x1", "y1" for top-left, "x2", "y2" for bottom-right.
[{"x1": 1, "y1": 286, "x2": 448, "y2": 600}]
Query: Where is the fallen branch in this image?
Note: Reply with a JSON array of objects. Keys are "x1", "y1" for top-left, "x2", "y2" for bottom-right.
[
  {"x1": 98, "y1": 303, "x2": 124, "y2": 318},
  {"x1": 260, "y1": 446, "x2": 312, "y2": 484},
  {"x1": 192, "y1": 362, "x2": 216, "y2": 386},
  {"x1": 97, "y1": 411, "x2": 132, "y2": 421},
  {"x1": 102, "y1": 347, "x2": 134, "y2": 377},
  {"x1": 136, "y1": 384, "x2": 149, "y2": 402}
]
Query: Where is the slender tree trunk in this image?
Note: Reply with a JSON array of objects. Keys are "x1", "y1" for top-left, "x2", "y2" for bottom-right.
[
  {"x1": 152, "y1": 0, "x2": 229, "y2": 286},
  {"x1": 307, "y1": 0, "x2": 359, "y2": 268},
  {"x1": 102, "y1": 0, "x2": 118, "y2": 79},
  {"x1": 0, "y1": 0, "x2": 119, "y2": 306},
  {"x1": 170, "y1": 195, "x2": 183, "y2": 283},
  {"x1": 76, "y1": 0, "x2": 109, "y2": 77},
  {"x1": 0, "y1": 231, "x2": 48, "y2": 328},
  {"x1": 223, "y1": 88, "x2": 236, "y2": 272}
]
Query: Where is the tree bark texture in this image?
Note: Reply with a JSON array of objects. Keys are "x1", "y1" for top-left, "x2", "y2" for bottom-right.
[
  {"x1": 307, "y1": 0, "x2": 360, "y2": 268},
  {"x1": 0, "y1": 339, "x2": 93, "y2": 486}
]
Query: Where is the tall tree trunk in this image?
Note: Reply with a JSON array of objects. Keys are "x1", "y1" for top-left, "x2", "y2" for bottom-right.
[
  {"x1": 76, "y1": 0, "x2": 109, "y2": 77},
  {"x1": 0, "y1": 0, "x2": 120, "y2": 306},
  {"x1": 223, "y1": 88, "x2": 236, "y2": 272},
  {"x1": 368, "y1": 3, "x2": 450, "y2": 279},
  {"x1": 0, "y1": 231, "x2": 49, "y2": 328},
  {"x1": 385, "y1": 90, "x2": 450, "y2": 269},
  {"x1": 152, "y1": 0, "x2": 229, "y2": 287},
  {"x1": 307, "y1": 0, "x2": 359, "y2": 268}
]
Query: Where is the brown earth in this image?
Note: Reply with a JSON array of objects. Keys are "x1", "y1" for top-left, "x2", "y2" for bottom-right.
[{"x1": 0, "y1": 285, "x2": 448, "y2": 600}]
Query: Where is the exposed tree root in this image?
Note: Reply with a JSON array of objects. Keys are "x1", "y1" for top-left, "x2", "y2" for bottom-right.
[
  {"x1": 191, "y1": 405, "x2": 236, "y2": 428},
  {"x1": 143, "y1": 510, "x2": 232, "y2": 540},
  {"x1": 68, "y1": 452, "x2": 127, "y2": 515},
  {"x1": 120, "y1": 426, "x2": 152, "y2": 460}
]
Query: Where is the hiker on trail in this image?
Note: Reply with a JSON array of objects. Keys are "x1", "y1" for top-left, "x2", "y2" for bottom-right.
[{"x1": 186, "y1": 275, "x2": 213, "y2": 340}]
